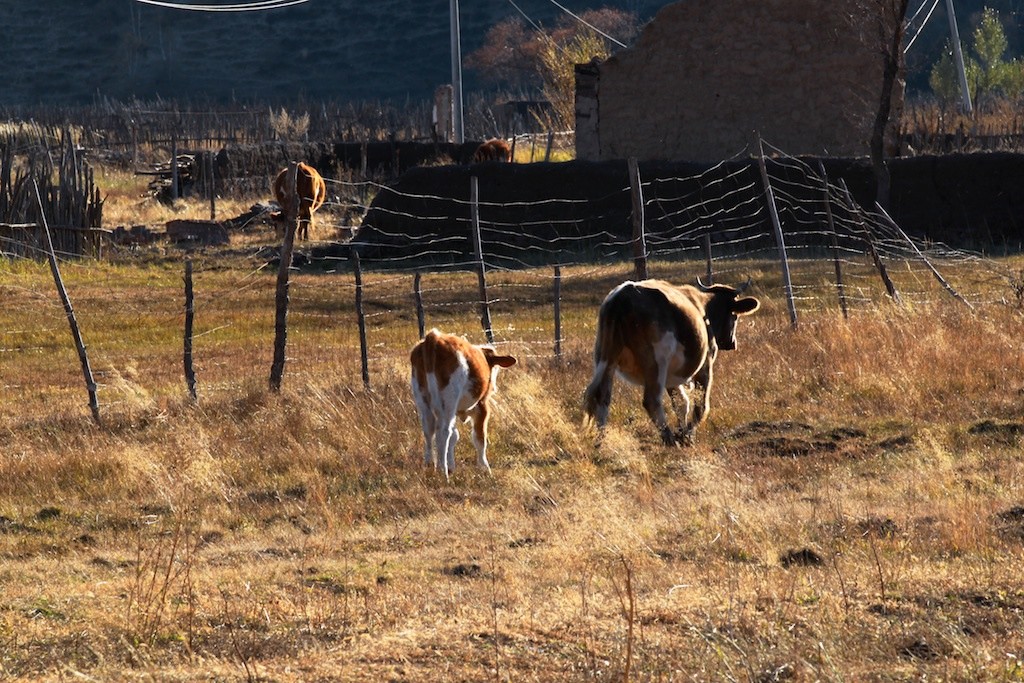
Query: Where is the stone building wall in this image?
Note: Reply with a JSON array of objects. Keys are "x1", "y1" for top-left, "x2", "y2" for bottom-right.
[{"x1": 576, "y1": 0, "x2": 904, "y2": 162}]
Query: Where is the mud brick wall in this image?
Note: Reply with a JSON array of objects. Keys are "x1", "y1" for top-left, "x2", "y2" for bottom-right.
[{"x1": 577, "y1": 0, "x2": 904, "y2": 163}]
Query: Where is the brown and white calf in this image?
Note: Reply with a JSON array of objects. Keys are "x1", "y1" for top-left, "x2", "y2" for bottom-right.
[
  {"x1": 583, "y1": 278, "x2": 760, "y2": 446},
  {"x1": 272, "y1": 161, "x2": 327, "y2": 241},
  {"x1": 410, "y1": 329, "x2": 517, "y2": 479}
]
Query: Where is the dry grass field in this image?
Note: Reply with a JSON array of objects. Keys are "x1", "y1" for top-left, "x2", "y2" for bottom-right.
[{"x1": 1, "y1": 169, "x2": 1024, "y2": 682}]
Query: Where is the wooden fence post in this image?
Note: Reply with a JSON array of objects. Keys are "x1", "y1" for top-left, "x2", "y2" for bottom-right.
[
  {"x1": 354, "y1": 252, "x2": 371, "y2": 390},
  {"x1": 183, "y1": 259, "x2": 198, "y2": 402},
  {"x1": 170, "y1": 132, "x2": 179, "y2": 201},
  {"x1": 627, "y1": 157, "x2": 648, "y2": 280},
  {"x1": 33, "y1": 179, "x2": 100, "y2": 425},
  {"x1": 553, "y1": 265, "x2": 562, "y2": 358},
  {"x1": 208, "y1": 152, "x2": 216, "y2": 221},
  {"x1": 269, "y1": 162, "x2": 299, "y2": 392},
  {"x1": 817, "y1": 162, "x2": 849, "y2": 319},
  {"x1": 702, "y1": 231, "x2": 714, "y2": 285},
  {"x1": 470, "y1": 175, "x2": 494, "y2": 344},
  {"x1": 754, "y1": 134, "x2": 798, "y2": 328},
  {"x1": 838, "y1": 179, "x2": 901, "y2": 304},
  {"x1": 544, "y1": 131, "x2": 555, "y2": 162},
  {"x1": 414, "y1": 272, "x2": 426, "y2": 339}
]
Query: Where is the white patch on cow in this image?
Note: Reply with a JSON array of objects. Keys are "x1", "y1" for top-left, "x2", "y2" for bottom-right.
[{"x1": 426, "y1": 353, "x2": 470, "y2": 478}]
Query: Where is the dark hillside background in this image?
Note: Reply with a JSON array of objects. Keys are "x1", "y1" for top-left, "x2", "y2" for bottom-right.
[
  {"x1": 0, "y1": 0, "x2": 666, "y2": 106},
  {"x1": 0, "y1": 0, "x2": 1018, "y2": 107},
  {"x1": 2, "y1": 0, "x2": 1015, "y2": 107}
]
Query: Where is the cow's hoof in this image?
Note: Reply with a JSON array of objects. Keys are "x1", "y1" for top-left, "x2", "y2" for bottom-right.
[{"x1": 660, "y1": 428, "x2": 677, "y2": 446}]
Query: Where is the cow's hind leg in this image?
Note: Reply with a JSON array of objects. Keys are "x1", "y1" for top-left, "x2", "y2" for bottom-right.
[
  {"x1": 667, "y1": 384, "x2": 692, "y2": 443},
  {"x1": 468, "y1": 402, "x2": 493, "y2": 474},
  {"x1": 419, "y1": 408, "x2": 437, "y2": 467},
  {"x1": 641, "y1": 368, "x2": 674, "y2": 446},
  {"x1": 685, "y1": 362, "x2": 714, "y2": 445},
  {"x1": 411, "y1": 377, "x2": 435, "y2": 466},
  {"x1": 434, "y1": 417, "x2": 458, "y2": 481},
  {"x1": 583, "y1": 361, "x2": 615, "y2": 444}
]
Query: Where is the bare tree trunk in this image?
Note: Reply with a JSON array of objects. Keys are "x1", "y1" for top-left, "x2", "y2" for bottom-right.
[{"x1": 871, "y1": 0, "x2": 910, "y2": 211}]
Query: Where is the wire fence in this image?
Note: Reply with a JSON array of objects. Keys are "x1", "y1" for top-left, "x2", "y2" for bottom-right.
[{"x1": 1, "y1": 139, "x2": 1021, "y2": 420}]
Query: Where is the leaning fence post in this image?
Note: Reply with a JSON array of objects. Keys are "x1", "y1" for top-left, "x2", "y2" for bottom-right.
[
  {"x1": 33, "y1": 179, "x2": 100, "y2": 425},
  {"x1": 269, "y1": 161, "x2": 299, "y2": 392},
  {"x1": 413, "y1": 272, "x2": 426, "y2": 339},
  {"x1": 183, "y1": 259, "x2": 198, "y2": 402},
  {"x1": 627, "y1": 157, "x2": 648, "y2": 280},
  {"x1": 838, "y1": 179, "x2": 901, "y2": 304},
  {"x1": 754, "y1": 133, "x2": 798, "y2": 328},
  {"x1": 470, "y1": 175, "x2": 494, "y2": 344},
  {"x1": 875, "y1": 201, "x2": 973, "y2": 309},
  {"x1": 817, "y1": 162, "x2": 849, "y2": 319},
  {"x1": 553, "y1": 265, "x2": 562, "y2": 358},
  {"x1": 353, "y1": 252, "x2": 371, "y2": 390}
]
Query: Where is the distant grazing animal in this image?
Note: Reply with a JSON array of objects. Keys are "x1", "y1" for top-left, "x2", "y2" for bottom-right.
[
  {"x1": 472, "y1": 138, "x2": 512, "y2": 164},
  {"x1": 272, "y1": 162, "x2": 327, "y2": 241},
  {"x1": 410, "y1": 329, "x2": 517, "y2": 480},
  {"x1": 583, "y1": 278, "x2": 760, "y2": 446}
]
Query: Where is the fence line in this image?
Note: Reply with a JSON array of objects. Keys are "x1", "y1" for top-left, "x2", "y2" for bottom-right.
[{"x1": 2, "y1": 138, "x2": 1021, "y2": 413}]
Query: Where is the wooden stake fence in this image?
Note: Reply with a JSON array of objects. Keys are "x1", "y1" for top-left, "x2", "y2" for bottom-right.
[
  {"x1": 269, "y1": 162, "x2": 299, "y2": 392},
  {"x1": 414, "y1": 272, "x2": 426, "y2": 339},
  {"x1": 754, "y1": 134, "x2": 798, "y2": 328},
  {"x1": 702, "y1": 232, "x2": 714, "y2": 285},
  {"x1": 838, "y1": 179, "x2": 901, "y2": 304},
  {"x1": 627, "y1": 157, "x2": 648, "y2": 280},
  {"x1": 875, "y1": 202, "x2": 973, "y2": 309},
  {"x1": 817, "y1": 162, "x2": 849, "y2": 319},
  {"x1": 354, "y1": 252, "x2": 371, "y2": 390},
  {"x1": 183, "y1": 259, "x2": 198, "y2": 402},
  {"x1": 553, "y1": 266, "x2": 562, "y2": 358},
  {"x1": 33, "y1": 179, "x2": 100, "y2": 425},
  {"x1": 470, "y1": 176, "x2": 494, "y2": 344}
]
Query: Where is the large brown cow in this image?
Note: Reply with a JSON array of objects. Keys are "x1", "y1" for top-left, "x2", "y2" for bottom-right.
[
  {"x1": 410, "y1": 329, "x2": 517, "y2": 480},
  {"x1": 583, "y1": 278, "x2": 760, "y2": 446},
  {"x1": 272, "y1": 162, "x2": 327, "y2": 241}
]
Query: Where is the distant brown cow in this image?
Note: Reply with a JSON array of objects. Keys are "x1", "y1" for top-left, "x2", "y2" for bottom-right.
[
  {"x1": 472, "y1": 138, "x2": 512, "y2": 164},
  {"x1": 272, "y1": 162, "x2": 327, "y2": 241}
]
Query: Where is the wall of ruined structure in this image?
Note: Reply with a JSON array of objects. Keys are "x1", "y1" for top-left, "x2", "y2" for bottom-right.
[{"x1": 576, "y1": 0, "x2": 904, "y2": 162}]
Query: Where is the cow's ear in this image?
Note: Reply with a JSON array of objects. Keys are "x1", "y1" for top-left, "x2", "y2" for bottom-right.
[
  {"x1": 734, "y1": 297, "x2": 760, "y2": 315},
  {"x1": 485, "y1": 349, "x2": 517, "y2": 368}
]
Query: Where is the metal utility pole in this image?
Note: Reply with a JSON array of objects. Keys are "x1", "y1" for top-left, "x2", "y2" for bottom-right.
[
  {"x1": 450, "y1": 0, "x2": 465, "y2": 143},
  {"x1": 945, "y1": 0, "x2": 973, "y2": 113}
]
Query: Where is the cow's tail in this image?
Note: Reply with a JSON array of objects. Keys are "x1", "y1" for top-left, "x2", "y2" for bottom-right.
[{"x1": 582, "y1": 294, "x2": 625, "y2": 427}]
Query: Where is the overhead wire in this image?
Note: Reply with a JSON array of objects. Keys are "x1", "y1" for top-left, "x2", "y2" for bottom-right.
[
  {"x1": 904, "y1": 0, "x2": 941, "y2": 53},
  {"x1": 133, "y1": 0, "x2": 309, "y2": 12},
  {"x1": 543, "y1": 0, "x2": 628, "y2": 48},
  {"x1": 506, "y1": 0, "x2": 629, "y2": 50}
]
